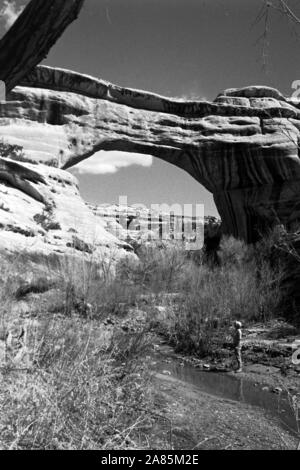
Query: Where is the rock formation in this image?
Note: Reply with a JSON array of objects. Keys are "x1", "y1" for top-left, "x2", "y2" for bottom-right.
[
  {"x1": 1, "y1": 65, "x2": 299, "y2": 243},
  {"x1": 0, "y1": 0, "x2": 300, "y2": 247},
  {"x1": 89, "y1": 203, "x2": 206, "y2": 251},
  {"x1": 0, "y1": 158, "x2": 130, "y2": 259},
  {"x1": 0, "y1": 158, "x2": 46, "y2": 203},
  {"x1": 0, "y1": 0, "x2": 131, "y2": 261}
]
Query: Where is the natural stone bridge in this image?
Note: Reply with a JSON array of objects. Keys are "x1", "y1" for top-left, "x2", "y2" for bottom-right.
[{"x1": 1, "y1": 0, "x2": 300, "y2": 243}]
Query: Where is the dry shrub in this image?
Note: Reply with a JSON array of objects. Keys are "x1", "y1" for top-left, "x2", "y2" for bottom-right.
[
  {"x1": 151, "y1": 236, "x2": 283, "y2": 356},
  {"x1": 118, "y1": 245, "x2": 187, "y2": 294}
]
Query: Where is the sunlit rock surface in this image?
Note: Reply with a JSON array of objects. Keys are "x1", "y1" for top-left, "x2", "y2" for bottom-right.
[
  {"x1": 88, "y1": 203, "x2": 206, "y2": 251},
  {"x1": 0, "y1": 159, "x2": 130, "y2": 260}
]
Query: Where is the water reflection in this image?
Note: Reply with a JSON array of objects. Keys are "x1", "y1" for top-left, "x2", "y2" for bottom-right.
[{"x1": 155, "y1": 358, "x2": 297, "y2": 434}]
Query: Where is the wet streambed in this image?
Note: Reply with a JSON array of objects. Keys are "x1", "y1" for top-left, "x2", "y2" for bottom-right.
[{"x1": 152, "y1": 343, "x2": 298, "y2": 436}]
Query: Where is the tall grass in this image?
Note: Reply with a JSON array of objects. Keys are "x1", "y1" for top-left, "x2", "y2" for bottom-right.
[
  {"x1": 0, "y1": 250, "x2": 160, "y2": 450},
  {"x1": 145, "y1": 236, "x2": 284, "y2": 356},
  {"x1": 0, "y1": 316, "x2": 155, "y2": 450}
]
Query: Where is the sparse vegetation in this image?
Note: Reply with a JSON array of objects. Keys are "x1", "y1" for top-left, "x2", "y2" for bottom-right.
[
  {"x1": 0, "y1": 227, "x2": 297, "y2": 449},
  {"x1": 110, "y1": 236, "x2": 283, "y2": 357},
  {"x1": 127, "y1": 235, "x2": 284, "y2": 357},
  {"x1": 0, "y1": 253, "x2": 162, "y2": 450},
  {"x1": 0, "y1": 140, "x2": 37, "y2": 165},
  {"x1": 33, "y1": 203, "x2": 61, "y2": 232},
  {"x1": 0, "y1": 140, "x2": 26, "y2": 161}
]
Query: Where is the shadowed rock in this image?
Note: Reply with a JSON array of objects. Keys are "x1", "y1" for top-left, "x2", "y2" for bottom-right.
[{"x1": 0, "y1": 158, "x2": 46, "y2": 203}]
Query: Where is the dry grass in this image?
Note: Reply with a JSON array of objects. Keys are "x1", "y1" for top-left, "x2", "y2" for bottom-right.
[
  {"x1": 0, "y1": 317, "x2": 156, "y2": 450},
  {"x1": 0, "y1": 250, "x2": 165, "y2": 450},
  {"x1": 0, "y1": 230, "x2": 289, "y2": 449}
]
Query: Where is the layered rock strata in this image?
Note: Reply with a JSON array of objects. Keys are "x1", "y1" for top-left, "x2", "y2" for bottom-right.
[{"x1": 1, "y1": 66, "x2": 299, "y2": 242}]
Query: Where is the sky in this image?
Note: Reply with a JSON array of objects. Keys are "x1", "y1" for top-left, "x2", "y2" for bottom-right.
[{"x1": 1, "y1": 0, "x2": 300, "y2": 216}]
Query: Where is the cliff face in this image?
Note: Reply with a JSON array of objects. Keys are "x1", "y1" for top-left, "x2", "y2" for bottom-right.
[
  {"x1": 1, "y1": 65, "x2": 299, "y2": 242},
  {"x1": 0, "y1": 158, "x2": 130, "y2": 261},
  {"x1": 88, "y1": 203, "x2": 209, "y2": 251}
]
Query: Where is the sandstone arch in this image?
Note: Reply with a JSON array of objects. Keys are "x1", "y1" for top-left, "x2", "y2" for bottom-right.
[
  {"x1": 3, "y1": 64, "x2": 300, "y2": 242},
  {"x1": 0, "y1": 0, "x2": 300, "y2": 243}
]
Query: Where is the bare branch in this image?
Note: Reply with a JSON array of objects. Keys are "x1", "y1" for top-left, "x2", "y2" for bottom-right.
[{"x1": 255, "y1": 1, "x2": 300, "y2": 67}]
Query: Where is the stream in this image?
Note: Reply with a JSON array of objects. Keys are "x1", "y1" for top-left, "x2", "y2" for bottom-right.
[{"x1": 152, "y1": 342, "x2": 298, "y2": 437}]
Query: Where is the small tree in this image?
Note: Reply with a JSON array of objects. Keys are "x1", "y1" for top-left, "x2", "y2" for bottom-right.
[{"x1": 0, "y1": 140, "x2": 26, "y2": 162}]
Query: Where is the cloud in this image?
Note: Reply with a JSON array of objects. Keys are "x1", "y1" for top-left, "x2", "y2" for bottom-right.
[
  {"x1": 171, "y1": 81, "x2": 208, "y2": 102},
  {"x1": 172, "y1": 92, "x2": 207, "y2": 102},
  {"x1": 72, "y1": 151, "x2": 153, "y2": 175},
  {"x1": 0, "y1": 1, "x2": 25, "y2": 30}
]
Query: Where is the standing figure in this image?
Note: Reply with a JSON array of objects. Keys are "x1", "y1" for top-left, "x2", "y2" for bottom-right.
[{"x1": 232, "y1": 321, "x2": 243, "y2": 372}]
